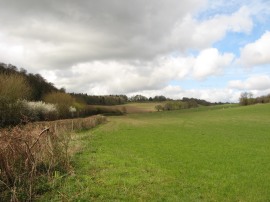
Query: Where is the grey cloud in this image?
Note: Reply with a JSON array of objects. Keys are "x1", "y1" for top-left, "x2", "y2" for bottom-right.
[
  {"x1": 0, "y1": 0, "x2": 207, "y2": 68},
  {"x1": 1, "y1": 0, "x2": 253, "y2": 72},
  {"x1": 1, "y1": 0, "x2": 264, "y2": 102}
]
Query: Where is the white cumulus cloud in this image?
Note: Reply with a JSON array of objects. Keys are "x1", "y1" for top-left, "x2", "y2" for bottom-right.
[
  {"x1": 228, "y1": 75, "x2": 270, "y2": 90},
  {"x1": 239, "y1": 31, "x2": 270, "y2": 67},
  {"x1": 1, "y1": 0, "x2": 270, "y2": 102},
  {"x1": 192, "y1": 48, "x2": 234, "y2": 79},
  {"x1": 45, "y1": 48, "x2": 234, "y2": 95},
  {"x1": 129, "y1": 85, "x2": 241, "y2": 103},
  {"x1": 168, "y1": 6, "x2": 253, "y2": 51}
]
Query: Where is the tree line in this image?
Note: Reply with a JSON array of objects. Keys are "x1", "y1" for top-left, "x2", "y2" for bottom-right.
[
  {"x1": 70, "y1": 94, "x2": 170, "y2": 105},
  {"x1": 239, "y1": 92, "x2": 270, "y2": 106},
  {"x1": 0, "y1": 63, "x2": 123, "y2": 127},
  {"x1": 70, "y1": 93, "x2": 128, "y2": 105},
  {"x1": 0, "y1": 63, "x2": 59, "y2": 101},
  {"x1": 0, "y1": 62, "x2": 223, "y2": 127}
]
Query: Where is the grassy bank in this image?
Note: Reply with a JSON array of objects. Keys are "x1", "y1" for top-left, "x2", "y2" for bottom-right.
[
  {"x1": 40, "y1": 103, "x2": 270, "y2": 201},
  {"x1": 0, "y1": 115, "x2": 107, "y2": 201}
]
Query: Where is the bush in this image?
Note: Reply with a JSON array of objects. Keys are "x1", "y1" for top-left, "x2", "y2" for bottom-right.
[
  {"x1": 43, "y1": 92, "x2": 75, "y2": 119},
  {"x1": 0, "y1": 115, "x2": 107, "y2": 201},
  {"x1": 0, "y1": 74, "x2": 31, "y2": 127},
  {"x1": 156, "y1": 100, "x2": 198, "y2": 111},
  {"x1": 21, "y1": 101, "x2": 58, "y2": 121},
  {"x1": 155, "y1": 105, "x2": 163, "y2": 111},
  {"x1": 240, "y1": 92, "x2": 270, "y2": 106},
  {"x1": 0, "y1": 74, "x2": 31, "y2": 102}
]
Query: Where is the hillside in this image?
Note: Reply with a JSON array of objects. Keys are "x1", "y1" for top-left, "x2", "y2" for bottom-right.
[{"x1": 40, "y1": 103, "x2": 270, "y2": 201}]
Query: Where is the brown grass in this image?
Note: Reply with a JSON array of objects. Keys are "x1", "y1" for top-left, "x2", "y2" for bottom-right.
[
  {"x1": 91, "y1": 102, "x2": 161, "y2": 114},
  {"x1": 0, "y1": 115, "x2": 106, "y2": 201}
]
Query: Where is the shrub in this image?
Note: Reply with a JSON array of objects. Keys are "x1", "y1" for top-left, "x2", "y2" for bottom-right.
[
  {"x1": 0, "y1": 74, "x2": 31, "y2": 102},
  {"x1": 157, "y1": 100, "x2": 198, "y2": 111},
  {"x1": 43, "y1": 92, "x2": 75, "y2": 119},
  {"x1": 0, "y1": 74, "x2": 31, "y2": 127},
  {"x1": 21, "y1": 101, "x2": 58, "y2": 121},
  {"x1": 163, "y1": 101, "x2": 184, "y2": 111},
  {"x1": 155, "y1": 105, "x2": 164, "y2": 111},
  {"x1": 0, "y1": 115, "x2": 107, "y2": 201}
]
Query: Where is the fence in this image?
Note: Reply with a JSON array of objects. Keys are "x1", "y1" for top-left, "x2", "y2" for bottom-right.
[{"x1": 0, "y1": 115, "x2": 107, "y2": 201}]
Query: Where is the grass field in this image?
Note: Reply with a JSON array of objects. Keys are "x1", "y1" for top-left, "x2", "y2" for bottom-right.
[{"x1": 40, "y1": 103, "x2": 270, "y2": 201}]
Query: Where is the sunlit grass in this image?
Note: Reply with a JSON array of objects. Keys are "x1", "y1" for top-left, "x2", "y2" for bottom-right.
[{"x1": 40, "y1": 103, "x2": 270, "y2": 201}]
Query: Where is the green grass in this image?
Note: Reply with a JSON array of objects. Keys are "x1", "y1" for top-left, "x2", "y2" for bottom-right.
[{"x1": 40, "y1": 103, "x2": 270, "y2": 201}]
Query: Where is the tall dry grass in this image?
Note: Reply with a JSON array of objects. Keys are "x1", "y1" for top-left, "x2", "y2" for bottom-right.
[{"x1": 0, "y1": 115, "x2": 106, "y2": 201}]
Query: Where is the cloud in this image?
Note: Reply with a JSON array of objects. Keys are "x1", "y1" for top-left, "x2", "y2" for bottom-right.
[
  {"x1": 46, "y1": 57, "x2": 192, "y2": 95},
  {"x1": 0, "y1": 1, "x2": 251, "y2": 70},
  {"x1": 0, "y1": 0, "x2": 206, "y2": 67},
  {"x1": 182, "y1": 88, "x2": 240, "y2": 103},
  {"x1": 168, "y1": 6, "x2": 253, "y2": 51},
  {"x1": 128, "y1": 85, "x2": 240, "y2": 103},
  {"x1": 1, "y1": 0, "x2": 269, "y2": 103},
  {"x1": 239, "y1": 31, "x2": 270, "y2": 67},
  {"x1": 192, "y1": 48, "x2": 234, "y2": 79},
  {"x1": 191, "y1": 6, "x2": 252, "y2": 46},
  {"x1": 43, "y1": 48, "x2": 233, "y2": 96},
  {"x1": 228, "y1": 75, "x2": 270, "y2": 90}
]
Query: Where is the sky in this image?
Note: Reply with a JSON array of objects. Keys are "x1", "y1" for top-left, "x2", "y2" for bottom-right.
[{"x1": 1, "y1": 0, "x2": 270, "y2": 102}]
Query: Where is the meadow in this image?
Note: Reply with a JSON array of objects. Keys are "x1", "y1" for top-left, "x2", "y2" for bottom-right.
[{"x1": 40, "y1": 103, "x2": 270, "y2": 201}]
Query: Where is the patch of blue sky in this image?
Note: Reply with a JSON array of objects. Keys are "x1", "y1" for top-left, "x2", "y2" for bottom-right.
[
  {"x1": 168, "y1": 63, "x2": 269, "y2": 91},
  {"x1": 200, "y1": 0, "x2": 270, "y2": 20},
  {"x1": 196, "y1": 0, "x2": 246, "y2": 21},
  {"x1": 213, "y1": 32, "x2": 248, "y2": 57},
  {"x1": 213, "y1": 18, "x2": 270, "y2": 56},
  {"x1": 197, "y1": 0, "x2": 270, "y2": 56}
]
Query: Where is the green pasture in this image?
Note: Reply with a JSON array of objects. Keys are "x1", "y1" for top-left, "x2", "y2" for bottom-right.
[{"x1": 41, "y1": 103, "x2": 270, "y2": 201}]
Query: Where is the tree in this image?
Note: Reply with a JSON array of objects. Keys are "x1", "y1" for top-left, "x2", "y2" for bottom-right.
[
  {"x1": 155, "y1": 105, "x2": 163, "y2": 111},
  {"x1": 27, "y1": 73, "x2": 58, "y2": 101},
  {"x1": 153, "y1": 95, "x2": 167, "y2": 102},
  {"x1": 0, "y1": 74, "x2": 31, "y2": 102},
  {"x1": 187, "y1": 99, "x2": 198, "y2": 108},
  {"x1": 43, "y1": 92, "x2": 75, "y2": 118},
  {"x1": 0, "y1": 74, "x2": 31, "y2": 127},
  {"x1": 130, "y1": 95, "x2": 148, "y2": 102},
  {"x1": 239, "y1": 92, "x2": 253, "y2": 106}
]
